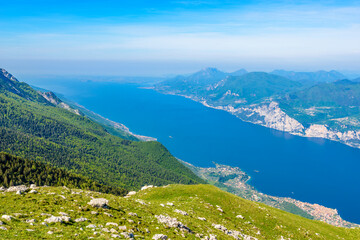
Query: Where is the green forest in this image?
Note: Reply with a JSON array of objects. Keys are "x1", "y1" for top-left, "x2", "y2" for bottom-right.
[
  {"x1": 0, "y1": 72, "x2": 204, "y2": 191},
  {"x1": 0, "y1": 152, "x2": 126, "y2": 195}
]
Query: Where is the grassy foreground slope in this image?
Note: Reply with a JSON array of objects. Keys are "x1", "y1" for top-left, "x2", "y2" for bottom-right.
[
  {"x1": 0, "y1": 69, "x2": 204, "y2": 190},
  {"x1": 0, "y1": 184, "x2": 359, "y2": 239}
]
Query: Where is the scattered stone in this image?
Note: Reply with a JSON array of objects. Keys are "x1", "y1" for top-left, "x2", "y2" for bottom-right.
[
  {"x1": 0, "y1": 186, "x2": 5, "y2": 191},
  {"x1": 1, "y1": 215, "x2": 13, "y2": 221},
  {"x1": 174, "y1": 209, "x2": 188, "y2": 216},
  {"x1": 29, "y1": 190, "x2": 38, "y2": 194},
  {"x1": 236, "y1": 215, "x2": 244, "y2": 219},
  {"x1": 121, "y1": 232, "x2": 134, "y2": 238},
  {"x1": 26, "y1": 219, "x2": 36, "y2": 223},
  {"x1": 47, "y1": 231, "x2": 54, "y2": 234},
  {"x1": 127, "y1": 191, "x2": 137, "y2": 196},
  {"x1": 135, "y1": 199, "x2": 147, "y2": 205},
  {"x1": 86, "y1": 224, "x2": 97, "y2": 229},
  {"x1": 160, "y1": 204, "x2": 165, "y2": 207},
  {"x1": 212, "y1": 224, "x2": 227, "y2": 232},
  {"x1": 106, "y1": 222, "x2": 118, "y2": 227},
  {"x1": 166, "y1": 202, "x2": 174, "y2": 206},
  {"x1": 41, "y1": 213, "x2": 51, "y2": 216},
  {"x1": 88, "y1": 198, "x2": 109, "y2": 208},
  {"x1": 128, "y1": 212, "x2": 138, "y2": 217},
  {"x1": 198, "y1": 217, "x2": 206, "y2": 221},
  {"x1": 152, "y1": 234, "x2": 168, "y2": 240},
  {"x1": 59, "y1": 195, "x2": 66, "y2": 199},
  {"x1": 0, "y1": 221, "x2": 3, "y2": 225},
  {"x1": 58, "y1": 212, "x2": 69, "y2": 216},
  {"x1": 128, "y1": 219, "x2": 134, "y2": 223},
  {"x1": 141, "y1": 185, "x2": 154, "y2": 191},
  {"x1": 118, "y1": 226, "x2": 127, "y2": 231},
  {"x1": 6, "y1": 185, "x2": 29, "y2": 192},
  {"x1": 111, "y1": 234, "x2": 121, "y2": 238},
  {"x1": 41, "y1": 222, "x2": 48, "y2": 226},
  {"x1": 61, "y1": 216, "x2": 71, "y2": 222},
  {"x1": 26, "y1": 229, "x2": 35, "y2": 232},
  {"x1": 104, "y1": 212, "x2": 113, "y2": 217},
  {"x1": 209, "y1": 234, "x2": 217, "y2": 240},
  {"x1": 155, "y1": 215, "x2": 191, "y2": 232},
  {"x1": 30, "y1": 184, "x2": 37, "y2": 189},
  {"x1": 110, "y1": 228, "x2": 118, "y2": 233},
  {"x1": 102, "y1": 228, "x2": 110, "y2": 233},
  {"x1": 0, "y1": 226, "x2": 7, "y2": 231},
  {"x1": 16, "y1": 190, "x2": 23, "y2": 195},
  {"x1": 44, "y1": 216, "x2": 63, "y2": 223},
  {"x1": 91, "y1": 211, "x2": 98, "y2": 215},
  {"x1": 75, "y1": 217, "x2": 88, "y2": 222}
]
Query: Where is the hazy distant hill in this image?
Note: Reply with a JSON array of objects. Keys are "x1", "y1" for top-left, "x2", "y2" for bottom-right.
[
  {"x1": 271, "y1": 70, "x2": 346, "y2": 83},
  {"x1": 206, "y1": 72, "x2": 302, "y2": 105}
]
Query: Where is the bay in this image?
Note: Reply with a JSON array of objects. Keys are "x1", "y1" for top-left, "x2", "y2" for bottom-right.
[{"x1": 30, "y1": 80, "x2": 360, "y2": 223}]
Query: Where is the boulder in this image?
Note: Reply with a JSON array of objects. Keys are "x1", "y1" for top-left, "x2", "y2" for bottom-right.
[
  {"x1": 106, "y1": 222, "x2": 118, "y2": 227},
  {"x1": 127, "y1": 191, "x2": 137, "y2": 196},
  {"x1": 121, "y1": 232, "x2": 134, "y2": 238},
  {"x1": 86, "y1": 224, "x2": 97, "y2": 229},
  {"x1": 6, "y1": 185, "x2": 28, "y2": 192},
  {"x1": 29, "y1": 190, "x2": 38, "y2": 194},
  {"x1": 155, "y1": 215, "x2": 191, "y2": 232},
  {"x1": 141, "y1": 185, "x2": 154, "y2": 190},
  {"x1": 74, "y1": 217, "x2": 88, "y2": 222},
  {"x1": 118, "y1": 226, "x2": 127, "y2": 231},
  {"x1": 1, "y1": 215, "x2": 13, "y2": 221},
  {"x1": 30, "y1": 184, "x2": 37, "y2": 189},
  {"x1": 44, "y1": 216, "x2": 63, "y2": 223},
  {"x1": 88, "y1": 198, "x2": 109, "y2": 208},
  {"x1": 0, "y1": 226, "x2": 7, "y2": 231},
  {"x1": 174, "y1": 209, "x2": 188, "y2": 216},
  {"x1": 153, "y1": 234, "x2": 168, "y2": 240}
]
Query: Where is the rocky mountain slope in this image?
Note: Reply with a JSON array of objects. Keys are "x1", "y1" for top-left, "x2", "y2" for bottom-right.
[{"x1": 1, "y1": 184, "x2": 359, "y2": 239}]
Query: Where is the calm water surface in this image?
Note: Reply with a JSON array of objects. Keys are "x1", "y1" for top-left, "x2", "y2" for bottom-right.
[{"x1": 30, "y1": 80, "x2": 360, "y2": 223}]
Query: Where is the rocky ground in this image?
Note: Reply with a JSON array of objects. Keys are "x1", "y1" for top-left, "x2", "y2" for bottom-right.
[{"x1": 1, "y1": 184, "x2": 358, "y2": 239}]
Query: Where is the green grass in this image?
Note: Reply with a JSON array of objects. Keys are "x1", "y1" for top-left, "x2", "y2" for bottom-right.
[{"x1": 0, "y1": 184, "x2": 359, "y2": 239}]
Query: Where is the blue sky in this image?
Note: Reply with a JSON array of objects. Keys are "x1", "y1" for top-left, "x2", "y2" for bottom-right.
[{"x1": 0, "y1": 0, "x2": 360, "y2": 76}]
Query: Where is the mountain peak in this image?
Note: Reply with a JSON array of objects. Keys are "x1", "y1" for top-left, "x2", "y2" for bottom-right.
[{"x1": 200, "y1": 67, "x2": 222, "y2": 74}]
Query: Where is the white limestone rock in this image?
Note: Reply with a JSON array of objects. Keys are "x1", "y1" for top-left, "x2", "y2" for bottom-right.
[
  {"x1": 152, "y1": 234, "x2": 168, "y2": 240},
  {"x1": 88, "y1": 198, "x2": 109, "y2": 208}
]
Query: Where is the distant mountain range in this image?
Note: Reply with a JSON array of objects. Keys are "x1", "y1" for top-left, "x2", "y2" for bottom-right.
[{"x1": 155, "y1": 68, "x2": 360, "y2": 148}]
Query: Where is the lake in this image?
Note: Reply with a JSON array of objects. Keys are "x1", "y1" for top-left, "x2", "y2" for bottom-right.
[{"x1": 28, "y1": 79, "x2": 360, "y2": 223}]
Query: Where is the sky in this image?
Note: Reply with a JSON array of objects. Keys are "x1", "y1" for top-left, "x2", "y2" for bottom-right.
[{"x1": 0, "y1": 0, "x2": 360, "y2": 76}]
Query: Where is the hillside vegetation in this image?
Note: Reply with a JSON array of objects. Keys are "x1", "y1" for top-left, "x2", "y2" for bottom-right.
[
  {"x1": 0, "y1": 152, "x2": 126, "y2": 196},
  {"x1": 0, "y1": 69, "x2": 204, "y2": 190},
  {"x1": 0, "y1": 184, "x2": 359, "y2": 239}
]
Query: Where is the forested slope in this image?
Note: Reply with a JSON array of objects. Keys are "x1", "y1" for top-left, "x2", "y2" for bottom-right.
[{"x1": 0, "y1": 68, "x2": 204, "y2": 190}]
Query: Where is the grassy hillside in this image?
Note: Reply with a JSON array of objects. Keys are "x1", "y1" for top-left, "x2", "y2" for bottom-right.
[
  {"x1": 0, "y1": 152, "x2": 126, "y2": 196},
  {"x1": 0, "y1": 184, "x2": 359, "y2": 239},
  {"x1": 0, "y1": 69, "x2": 204, "y2": 190}
]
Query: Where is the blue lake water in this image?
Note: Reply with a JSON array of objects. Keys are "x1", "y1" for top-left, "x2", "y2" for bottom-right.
[{"x1": 29, "y1": 80, "x2": 360, "y2": 223}]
